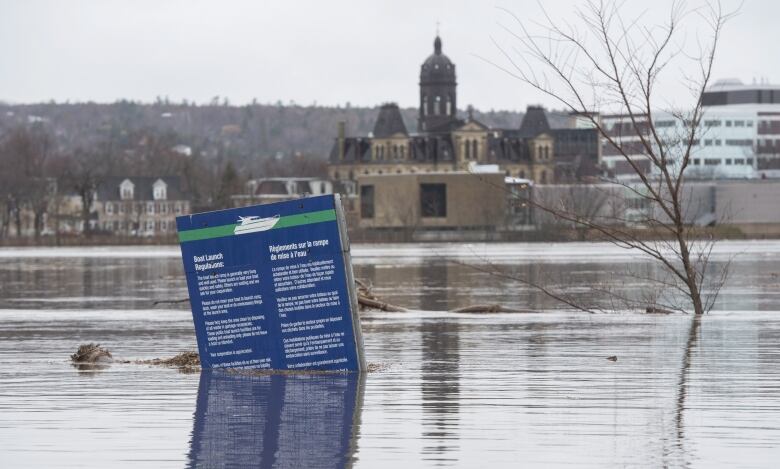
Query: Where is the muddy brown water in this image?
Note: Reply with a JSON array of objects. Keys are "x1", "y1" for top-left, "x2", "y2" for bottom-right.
[{"x1": 0, "y1": 241, "x2": 779, "y2": 468}]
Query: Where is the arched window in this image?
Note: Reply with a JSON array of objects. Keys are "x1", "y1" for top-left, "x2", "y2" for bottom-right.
[
  {"x1": 537, "y1": 145, "x2": 542, "y2": 159},
  {"x1": 400, "y1": 146, "x2": 406, "y2": 160},
  {"x1": 472, "y1": 140, "x2": 478, "y2": 160},
  {"x1": 541, "y1": 170, "x2": 547, "y2": 183},
  {"x1": 465, "y1": 140, "x2": 471, "y2": 159},
  {"x1": 446, "y1": 97, "x2": 452, "y2": 115},
  {"x1": 519, "y1": 170, "x2": 526, "y2": 179},
  {"x1": 434, "y1": 96, "x2": 441, "y2": 115},
  {"x1": 334, "y1": 171, "x2": 341, "y2": 180},
  {"x1": 423, "y1": 95, "x2": 428, "y2": 116},
  {"x1": 544, "y1": 146, "x2": 549, "y2": 159},
  {"x1": 393, "y1": 145, "x2": 398, "y2": 159}
]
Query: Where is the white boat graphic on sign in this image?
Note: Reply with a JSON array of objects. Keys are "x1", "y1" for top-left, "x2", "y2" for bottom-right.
[{"x1": 233, "y1": 215, "x2": 280, "y2": 235}]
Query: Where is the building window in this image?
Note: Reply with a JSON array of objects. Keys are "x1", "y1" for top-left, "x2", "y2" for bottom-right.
[
  {"x1": 161, "y1": 220, "x2": 167, "y2": 231},
  {"x1": 704, "y1": 139, "x2": 712, "y2": 146},
  {"x1": 693, "y1": 158, "x2": 700, "y2": 165},
  {"x1": 540, "y1": 170, "x2": 548, "y2": 183},
  {"x1": 725, "y1": 120, "x2": 732, "y2": 127},
  {"x1": 147, "y1": 203, "x2": 154, "y2": 214},
  {"x1": 360, "y1": 185, "x2": 374, "y2": 219},
  {"x1": 420, "y1": 183, "x2": 447, "y2": 218},
  {"x1": 735, "y1": 158, "x2": 745, "y2": 165},
  {"x1": 465, "y1": 141, "x2": 471, "y2": 159},
  {"x1": 735, "y1": 120, "x2": 745, "y2": 127},
  {"x1": 434, "y1": 96, "x2": 441, "y2": 115},
  {"x1": 543, "y1": 146, "x2": 549, "y2": 159},
  {"x1": 472, "y1": 140, "x2": 478, "y2": 160},
  {"x1": 423, "y1": 95, "x2": 428, "y2": 116},
  {"x1": 715, "y1": 139, "x2": 722, "y2": 146},
  {"x1": 106, "y1": 203, "x2": 113, "y2": 214},
  {"x1": 175, "y1": 204, "x2": 182, "y2": 214},
  {"x1": 446, "y1": 97, "x2": 452, "y2": 115},
  {"x1": 726, "y1": 158, "x2": 733, "y2": 165},
  {"x1": 704, "y1": 158, "x2": 719, "y2": 166}
]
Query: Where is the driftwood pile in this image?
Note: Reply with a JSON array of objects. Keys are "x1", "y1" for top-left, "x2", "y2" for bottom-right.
[
  {"x1": 137, "y1": 351, "x2": 201, "y2": 368},
  {"x1": 356, "y1": 279, "x2": 408, "y2": 312},
  {"x1": 70, "y1": 343, "x2": 113, "y2": 364},
  {"x1": 355, "y1": 278, "x2": 522, "y2": 313}
]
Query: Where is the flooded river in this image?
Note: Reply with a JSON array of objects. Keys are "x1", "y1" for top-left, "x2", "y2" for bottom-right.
[{"x1": 0, "y1": 241, "x2": 779, "y2": 468}]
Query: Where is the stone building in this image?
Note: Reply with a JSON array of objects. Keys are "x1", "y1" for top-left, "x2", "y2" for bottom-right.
[
  {"x1": 94, "y1": 177, "x2": 190, "y2": 236},
  {"x1": 329, "y1": 35, "x2": 600, "y2": 186},
  {"x1": 356, "y1": 169, "x2": 508, "y2": 232}
]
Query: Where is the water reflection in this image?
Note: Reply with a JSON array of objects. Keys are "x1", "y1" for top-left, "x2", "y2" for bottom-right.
[
  {"x1": 187, "y1": 371, "x2": 364, "y2": 469},
  {"x1": 420, "y1": 320, "x2": 461, "y2": 463}
]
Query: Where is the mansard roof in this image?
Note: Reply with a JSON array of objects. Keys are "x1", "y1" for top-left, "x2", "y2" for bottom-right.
[
  {"x1": 372, "y1": 103, "x2": 408, "y2": 138},
  {"x1": 518, "y1": 105, "x2": 551, "y2": 137}
]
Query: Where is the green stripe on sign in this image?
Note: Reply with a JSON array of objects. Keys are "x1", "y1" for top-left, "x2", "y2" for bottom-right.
[
  {"x1": 273, "y1": 209, "x2": 337, "y2": 229},
  {"x1": 178, "y1": 223, "x2": 238, "y2": 242},
  {"x1": 177, "y1": 209, "x2": 337, "y2": 243}
]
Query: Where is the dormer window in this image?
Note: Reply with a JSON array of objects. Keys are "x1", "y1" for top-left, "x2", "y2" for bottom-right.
[
  {"x1": 119, "y1": 179, "x2": 135, "y2": 200},
  {"x1": 152, "y1": 179, "x2": 168, "y2": 200}
]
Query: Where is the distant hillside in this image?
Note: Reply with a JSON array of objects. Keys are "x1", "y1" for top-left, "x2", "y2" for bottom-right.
[{"x1": 0, "y1": 101, "x2": 530, "y2": 166}]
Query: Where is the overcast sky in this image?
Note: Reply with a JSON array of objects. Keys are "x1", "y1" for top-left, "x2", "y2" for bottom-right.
[{"x1": 0, "y1": 0, "x2": 773, "y2": 111}]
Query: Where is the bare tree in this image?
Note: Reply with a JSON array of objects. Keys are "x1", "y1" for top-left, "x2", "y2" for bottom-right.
[
  {"x1": 487, "y1": 0, "x2": 737, "y2": 315},
  {"x1": 63, "y1": 148, "x2": 107, "y2": 237},
  {"x1": 0, "y1": 125, "x2": 56, "y2": 238}
]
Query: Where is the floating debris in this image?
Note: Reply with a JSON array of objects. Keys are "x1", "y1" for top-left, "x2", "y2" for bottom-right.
[
  {"x1": 71, "y1": 343, "x2": 113, "y2": 364},
  {"x1": 450, "y1": 304, "x2": 526, "y2": 313},
  {"x1": 356, "y1": 278, "x2": 407, "y2": 312},
  {"x1": 646, "y1": 307, "x2": 675, "y2": 315},
  {"x1": 136, "y1": 351, "x2": 201, "y2": 371}
]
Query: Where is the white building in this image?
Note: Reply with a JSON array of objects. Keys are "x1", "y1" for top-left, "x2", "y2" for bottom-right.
[{"x1": 601, "y1": 79, "x2": 780, "y2": 180}]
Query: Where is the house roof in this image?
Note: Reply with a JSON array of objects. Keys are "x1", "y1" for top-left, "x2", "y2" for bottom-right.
[{"x1": 97, "y1": 176, "x2": 185, "y2": 201}]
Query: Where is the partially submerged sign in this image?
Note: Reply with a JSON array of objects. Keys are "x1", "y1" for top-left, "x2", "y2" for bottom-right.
[{"x1": 176, "y1": 194, "x2": 365, "y2": 372}]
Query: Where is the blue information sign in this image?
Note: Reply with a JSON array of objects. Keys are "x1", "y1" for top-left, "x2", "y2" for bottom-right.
[{"x1": 176, "y1": 194, "x2": 365, "y2": 372}]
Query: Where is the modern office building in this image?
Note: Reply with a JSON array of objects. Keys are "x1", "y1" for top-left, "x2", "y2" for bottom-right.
[{"x1": 601, "y1": 79, "x2": 780, "y2": 180}]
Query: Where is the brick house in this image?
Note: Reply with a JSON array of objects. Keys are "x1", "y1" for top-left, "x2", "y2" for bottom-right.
[{"x1": 94, "y1": 177, "x2": 190, "y2": 236}]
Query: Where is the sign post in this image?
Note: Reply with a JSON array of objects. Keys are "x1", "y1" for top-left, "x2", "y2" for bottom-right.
[{"x1": 176, "y1": 194, "x2": 366, "y2": 372}]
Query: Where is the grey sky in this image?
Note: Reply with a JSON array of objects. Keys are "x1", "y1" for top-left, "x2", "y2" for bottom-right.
[{"x1": 0, "y1": 0, "x2": 773, "y2": 111}]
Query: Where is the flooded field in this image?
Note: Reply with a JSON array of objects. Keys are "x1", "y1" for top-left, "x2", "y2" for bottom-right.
[{"x1": 1, "y1": 241, "x2": 779, "y2": 468}]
